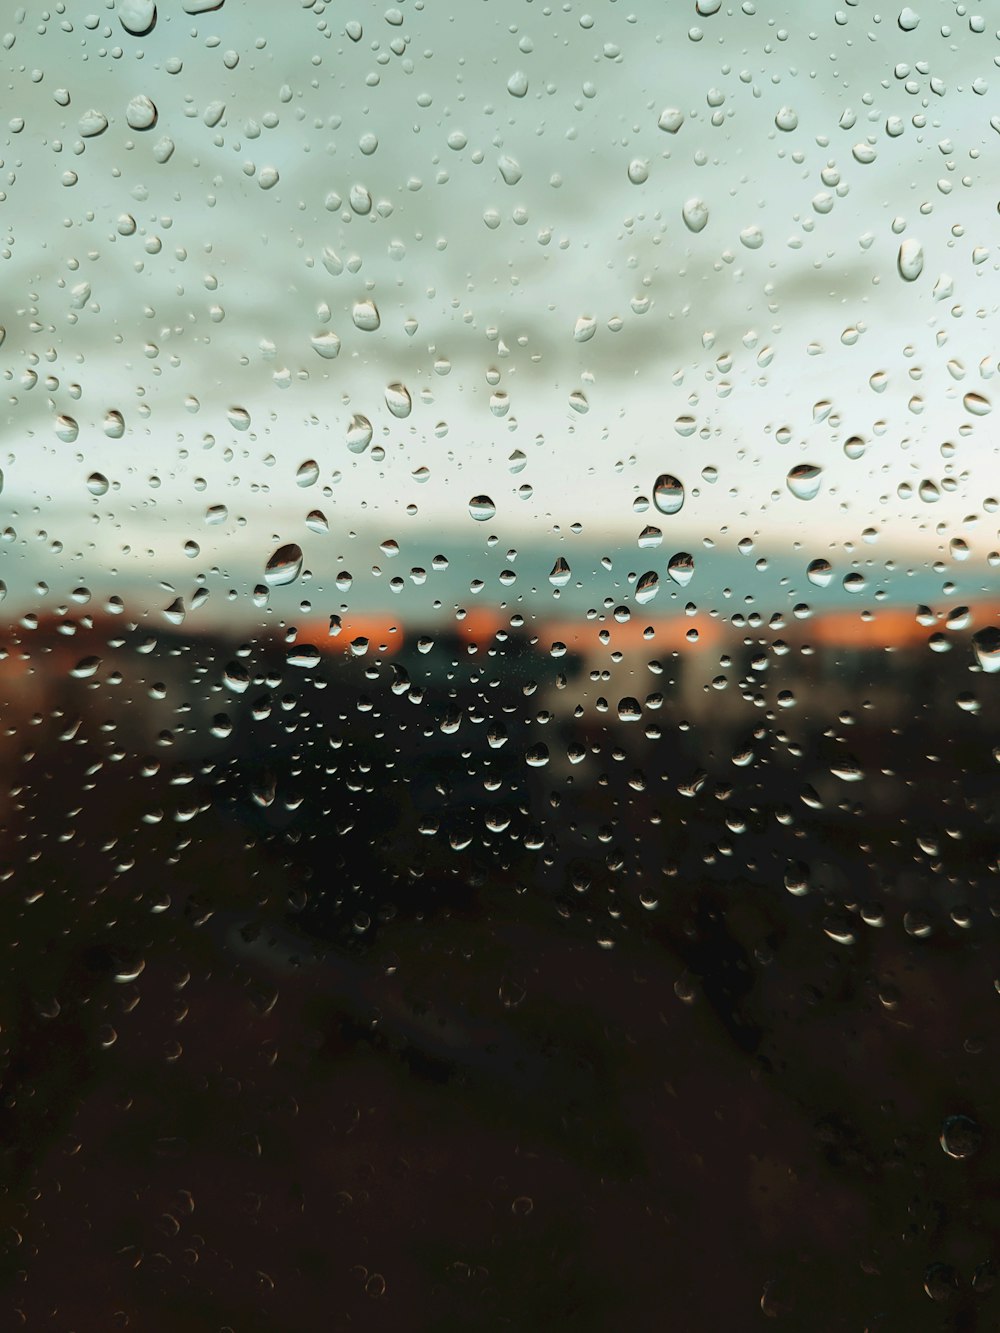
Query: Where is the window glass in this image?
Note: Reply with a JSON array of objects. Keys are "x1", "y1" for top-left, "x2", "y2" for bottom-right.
[{"x1": 2, "y1": 1, "x2": 998, "y2": 1326}]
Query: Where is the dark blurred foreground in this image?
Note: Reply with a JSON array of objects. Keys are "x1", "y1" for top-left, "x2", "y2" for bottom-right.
[{"x1": 0, "y1": 612, "x2": 998, "y2": 1331}]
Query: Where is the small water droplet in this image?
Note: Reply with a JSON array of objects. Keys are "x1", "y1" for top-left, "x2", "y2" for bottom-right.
[
  {"x1": 574, "y1": 315, "x2": 596, "y2": 343},
  {"x1": 79, "y1": 108, "x2": 109, "y2": 137},
  {"x1": 786, "y1": 463, "x2": 823, "y2": 501},
  {"x1": 305, "y1": 509, "x2": 328, "y2": 534},
  {"x1": 265, "y1": 542, "x2": 304, "y2": 586},
  {"x1": 627, "y1": 159, "x2": 649, "y2": 185},
  {"x1": 775, "y1": 106, "x2": 799, "y2": 132},
  {"x1": 549, "y1": 557, "x2": 571, "y2": 587}
]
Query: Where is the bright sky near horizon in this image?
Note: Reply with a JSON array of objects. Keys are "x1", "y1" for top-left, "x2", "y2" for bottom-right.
[{"x1": 1, "y1": 0, "x2": 999, "y2": 615}]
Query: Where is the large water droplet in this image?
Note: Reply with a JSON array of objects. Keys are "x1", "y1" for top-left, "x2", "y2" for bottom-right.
[
  {"x1": 658, "y1": 107, "x2": 684, "y2": 133},
  {"x1": 898, "y1": 6, "x2": 920, "y2": 31},
  {"x1": 126, "y1": 95, "x2": 158, "y2": 131},
  {"x1": 468, "y1": 495, "x2": 496, "y2": 522},
  {"x1": 311, "y1": 331, "x2": 341, "y2": 359},
  {"x1": 806, "y1": 558, "x2": 833, "y2": 587},
  {"x1": 507, "y1": 70, "x2": 529, "y2": 98},
  {"x1": 635, "y1": 570, "x2": 659, "y2": 604},
  {"x1": 653, "y1": 474, "x2": 685, "y2": 515},
  {"x1": 972, "y1": 627, "x2": 1000, "y2": 673},
  {"x1": 963, "y1": 392, "x2": 991, "y2": 416},
  {"x1": 118, "y1": 0, "x2": 156, "y2": 36},
  {"x1": 549, "y1": 557, "x2": 571, "y2": 587},
  {"x1": 775, "y1": 106, "x2": 799, "y2": 132},
  {"x1": 79, "y1": 108, "x2": 109, "y2": 137},
  {"x1": 667, "y1": 552, "x2": 694, "y2": 586},
  {"x1": 296, "y1": 459, "x2": 319, "y2": 487},
  {"x1": 385, "y1": 382, "x2": 412, "y2": 418},
  {"x1": 87, "y1": 472, "x2": 109, "y2": 496},
  {"x1": 897, "y1": 238, "x2": 924, "y2": 281},
  {"x1": 305, "y1": 509, "x2": 328, "y2": 534},
  {"x1": 786, "y1": 463, "x2": 823, "y2": 500},
  {"x1": 843, "y1": 435, "x2": 867, "y2": 460},
  {"x1": 939, "y1": 1114, "x2": 981, "y2": 1159},
  {"x1": 55, "y1": 414, "x2": 79, "y2": 443},
  {"x1": 682, "y1": 198, "x2": 709, "y2": 233},
  {"x1": 346, "y1": 414, "x2": 373, "y2": 453},
  {"x1": 265, "y1": 542, "x2": 304, "y2": 586},
  {"x1": 352, "y1": 300, "x2": 380, "y2": 332},
  {"x1": 103, "y1": 410, "x2": 125, "y2": 438},
  {"x1": 574, "y1": 315, "x2": 596, "y2": 343}
]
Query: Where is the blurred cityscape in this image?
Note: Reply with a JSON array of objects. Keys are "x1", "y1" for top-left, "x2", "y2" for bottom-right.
[{"x1": 0, "y1": 594, "x2": 997, "y2": 1329}]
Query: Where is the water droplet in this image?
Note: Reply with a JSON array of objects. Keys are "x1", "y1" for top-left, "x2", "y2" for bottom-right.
[
  {"x1": 87, "y1": 472, "x2": 109, "y2": 496},
  {"x1": 658, "y1": 107, "x2": 684, "y2": 133},
  {"x1": 385, "y1": 382, "x2": 412, "y2": 418},
  {"x1": 498, "y1": 155, "x2": 522, "y2": 185},
  {"x1": 102, "y1": 410, "x2": 125, "y2": 439},
  {"x1": 897, "y1": 238, "x2": 924, "y2": 281},
  {"x1": 963, "y1": 392, "x2": 991, "y2": 416},
  {"x1": 227, "y1": 405, "x2": 250, "y2": 431},
  {"x1": 972, "y1": 627, "x2": 1000, "y2": 673},
  {"x1": 352, "y1": 300, "x2": 380, "y2": 332},
  {"x1": 918, "y1": 478, "x2": 940, "y2": 503},
  {"x1": 507, "y1": 70, "x2": 529, "y2": 98},
  {"x1": 806, "y1": 558, "x2": 833, "y2": 587},
  {"x1": 618, "y1": 697, "x2": 642, "y2": 722},
  {"x1": 898, "y1": 6, "x2": 920, "y2": 31},
  {"x1": 52, "y1": 415, "x2": 81, "y2": 447},
  {"x1": 126, "y1": 95, "x2": 158, "y2": 131},
  {"x1": 638, "y1": 525, "x2": 662, "y2": 549},
  {"x1": 118, "y1": 0, "x2": 156, "y2": 36},
  {"x1": 786, "y1": 463, "x2": 823, "y2": 501},
  {"x1": 468, "y1": 495, "x2": 496, "y2": 522},
  {"x1": 205, "y1": 504, "x2": 228, "y2": 525},
  {"x1": 265, "y1": 542, "x2": 303, "y2": 587},
  {"x1": 549, "y1": 557, "x2": 571, "y2": 587},
  {"x1": 667, "y1": 552, "x2": 694, "y2": 586},
  {"x1": 843, "y1": 435, "x2": 867, "y2": 460},
  {"x1": 740, "y1": 225, "x2": 764, "y2": 250},
  {"x1": 305, "y1": 509, "x2": 328, "y2": 534},
  {"x1": 296, "y1": 459, "x2": 319, "y2": 488},
  {"x1": 311, "y1": 331, "x2": 341, "y2": 359},
  {"x1": 347, "y1": 416, "x2": 373, "y2": 453},
  {"x1": 71, "y1": 656, "x2": 101, "y2": 679},
  {"x1": 635, "y1": 570, "x2": 659, "y2": 604},
  {"x1": 574, "y1": 315, "x2": 596, "y2": 343},
  {"x1": 940, "y1": 1114, "x2": 981, "y2": 1159},
  {"x1": 627, "y1": 159, "x2": 649, "y2": 185},
  {"x1": 682, "y1": 197, "x2": 709, "y2": 233},
  {"x1": 775, "y1": 106, "x2": 799, "y2": 132},
  {"x1": 79, "y1": 109, "x2": 109, "y2": 137},
  {"x1": 653, "y1": 474, "x2": 685, "y2": 515}
]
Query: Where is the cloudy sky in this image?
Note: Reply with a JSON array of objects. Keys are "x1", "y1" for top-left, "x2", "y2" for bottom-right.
[{"x1": 1, "y1": 0, "x2": 998, "y2": 615}]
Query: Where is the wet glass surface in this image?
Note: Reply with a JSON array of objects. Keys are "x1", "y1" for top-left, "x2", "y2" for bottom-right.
[{"x1": 1, "y1": 2, "x2": 998, "y2": 1328}]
